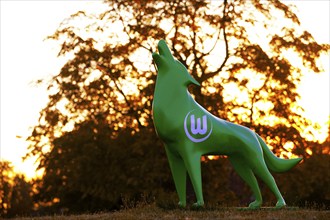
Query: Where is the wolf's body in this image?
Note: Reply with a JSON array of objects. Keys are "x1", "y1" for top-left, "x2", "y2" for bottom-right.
[{"x1": 152, "y1": 40, "x2": 302, "y2": 209}]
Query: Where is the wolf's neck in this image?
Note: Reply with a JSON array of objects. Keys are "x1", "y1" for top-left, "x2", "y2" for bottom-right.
[{"x1": 153, "y1": 80, "x2": 192, "y2": 107}]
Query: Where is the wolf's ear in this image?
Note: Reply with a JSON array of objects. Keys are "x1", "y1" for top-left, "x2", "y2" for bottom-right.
[
  {"x1": 158, "y1": 39, "x2": 175, "y2": 62},
  {"x1": 188, "y1": 75, "x2": 201, "y2": 87}
]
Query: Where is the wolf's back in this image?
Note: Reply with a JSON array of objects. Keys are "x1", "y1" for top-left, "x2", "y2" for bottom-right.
[{"x1": 256, "y1": 133, "x2": 303, "y2": 173}]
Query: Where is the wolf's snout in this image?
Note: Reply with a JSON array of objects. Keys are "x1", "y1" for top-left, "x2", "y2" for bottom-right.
[
  {"x1": 152, "y1": 52, "x2": 162, "y2": 69},
  {"x1": 158, "y1": 40, "x2": 174, "y2": 60}
]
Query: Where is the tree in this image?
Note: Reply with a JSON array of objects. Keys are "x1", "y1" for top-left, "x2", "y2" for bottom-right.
[
  {"x1": 0, "y1": 161, "x2": 13, "y2": 217},
  {"x1": 26, "y1": 0, "x2": 329, "y2": 212},
  {"x1": 33, "y1": 120, "x2": 169, "y2": 212},
  {"x1": 0, "y1": 161, "x2": 34, "y2": 217},
  {"x1": 276, "y1": 132, "x2": 330, "y2": 208}
]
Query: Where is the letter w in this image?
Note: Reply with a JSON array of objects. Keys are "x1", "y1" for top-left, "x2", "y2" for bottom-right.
[{"x1": 190, "y1": 115, "x2": 207, "y2": 135}]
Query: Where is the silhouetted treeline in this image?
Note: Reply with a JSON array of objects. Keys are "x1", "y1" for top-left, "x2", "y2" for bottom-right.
[{"x1": 1, "y1": 136, "x2": 330, "y2": 217}]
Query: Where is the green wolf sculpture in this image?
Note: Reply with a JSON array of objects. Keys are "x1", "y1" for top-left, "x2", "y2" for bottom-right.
[{"x1": 152, "y1": 39, "x2": 302, "y2": 209}]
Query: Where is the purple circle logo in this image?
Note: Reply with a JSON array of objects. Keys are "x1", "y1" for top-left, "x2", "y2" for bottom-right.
[{"x1": 184, "y1": 110, "x2": 213, "y2": 143}]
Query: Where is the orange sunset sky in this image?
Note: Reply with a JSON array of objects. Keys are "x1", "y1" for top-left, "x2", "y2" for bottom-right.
[{"x1": 0, "y1": 1, "x2": 329, "y2": 180}]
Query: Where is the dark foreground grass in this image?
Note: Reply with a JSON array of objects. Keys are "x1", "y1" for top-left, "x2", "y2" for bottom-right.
[{"x1": 11, "y1": 205, "x2": 330, "y2": 220}]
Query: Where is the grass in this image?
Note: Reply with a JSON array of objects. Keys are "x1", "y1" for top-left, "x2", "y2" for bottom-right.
[{"x1": 10, "y1": 205, "x2": 330, "y2": 220}]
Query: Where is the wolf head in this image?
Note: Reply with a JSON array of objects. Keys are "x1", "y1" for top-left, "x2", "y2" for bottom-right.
[{"x1": 152, "y1": 40, "x2": 200, "y2": 87}]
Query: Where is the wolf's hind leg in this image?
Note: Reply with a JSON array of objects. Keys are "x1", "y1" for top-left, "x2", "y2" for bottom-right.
[
  {"x1": 251, "y1": 158, "x2": 286, "y2": 208},
  {"x1": 229, "y1": 156, "x2": 262, "y2": 209},
  {"x1": 165, "y1": 146, "x2": 187, "y2": 207}
]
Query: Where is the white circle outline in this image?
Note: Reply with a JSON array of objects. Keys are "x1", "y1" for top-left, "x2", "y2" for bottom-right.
[{"x1": 184, "y1": 110, "x2": 213, "y2": 143}]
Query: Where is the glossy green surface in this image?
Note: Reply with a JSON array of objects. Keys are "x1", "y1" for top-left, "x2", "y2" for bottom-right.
[{"x1": 152, "y1": 40, "x2": 302, "y2": 209}]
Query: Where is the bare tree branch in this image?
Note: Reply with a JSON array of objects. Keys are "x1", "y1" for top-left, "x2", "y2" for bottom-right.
[
  {"x1": 96, "y1": 64, "x2": 144, "y2": 128},
  {"x1": 200, "y1": 0, "x2": 229, "y2": 82}
]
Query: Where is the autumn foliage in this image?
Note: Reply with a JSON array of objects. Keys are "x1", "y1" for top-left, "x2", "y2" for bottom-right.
[{"x1": 3, "y1": 0, "x2": 329, "y2": 216}]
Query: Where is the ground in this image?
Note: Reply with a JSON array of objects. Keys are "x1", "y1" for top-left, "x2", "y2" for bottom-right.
[{"x1": 10, "y1": 205, "x2": 330, "y2": 220}]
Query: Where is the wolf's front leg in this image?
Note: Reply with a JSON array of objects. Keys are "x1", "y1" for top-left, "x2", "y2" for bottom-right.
[
  {"x1": 165, "y1": 146, "x2": 187, "y2": 207},
  {"x1": 183, "y1": 153, "x2": 204, "y2": 207}
]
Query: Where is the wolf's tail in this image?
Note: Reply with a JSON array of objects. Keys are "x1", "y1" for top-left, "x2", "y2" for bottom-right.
[{"x1": 256, "y1": 133, "x2": 303, "y2": 173}]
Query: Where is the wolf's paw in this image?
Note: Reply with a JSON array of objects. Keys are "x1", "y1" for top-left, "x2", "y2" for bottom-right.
[
  {"x1": 248, "y1": 200, "x2": 262, "y2": 210},
  {"x1": 275, "y1": 199, "x2": 286, "y2": 209},
  {"x1": 192, "y1": 201, "x2": 204, "y2": 208},
  {"x1": 178, "y1": 201, "x2": 186, "y2": 208}
]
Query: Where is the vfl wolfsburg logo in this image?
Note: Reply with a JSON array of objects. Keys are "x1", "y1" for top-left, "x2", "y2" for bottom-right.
[{"x1": 184, "y1": 110, "x2": 213, "y2": 143}]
